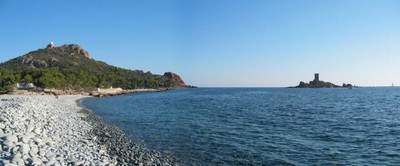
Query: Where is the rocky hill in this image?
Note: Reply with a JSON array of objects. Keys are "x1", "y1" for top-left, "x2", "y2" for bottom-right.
[
  {"x1": 0, "y1": 43, "x2": 191, "y2": 92},
  {"x1": 2, "y1": 44, "x2": 102, "y2": 71},
  {"x1": 164, "y1": 72, "x2": 192, "y2": 87}
]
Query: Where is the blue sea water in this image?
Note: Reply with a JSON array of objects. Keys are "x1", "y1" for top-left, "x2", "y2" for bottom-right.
[{"x1": 82, "y1": 88, "x2": 400, "y2": 165}]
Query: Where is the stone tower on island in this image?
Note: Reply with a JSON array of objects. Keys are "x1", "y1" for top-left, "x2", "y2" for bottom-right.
[{"x1": 314, "y1": 73, "x2": 319, "y2": 82}]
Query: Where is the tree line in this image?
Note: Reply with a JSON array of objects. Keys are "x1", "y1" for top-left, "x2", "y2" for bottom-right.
[{"x1": 0, "y1": 67, "x2": 180, "y2": 93}]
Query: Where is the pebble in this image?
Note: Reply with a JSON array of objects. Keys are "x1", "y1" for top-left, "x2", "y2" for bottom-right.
[
  {"x1": 4, "y1": 163, "x2": 18, "y2": 166},
  {"x1": 0, "y1": 123, "x2": 5, "y2": 129},
  {"x1": 20, "y1": 136, "x2": 29, "y2": 144},
  {"x1": 3, "y1": 140, "x2": 14, "y2": 149},
  {"x1": 18, "y1": 144, "x2": 30, "y2": 154},
  {"x1": 11, "y1": 154, "x2": 22, "y2": 164},
  {"x1": 33, "y1": 128, "x2": 41, "y2": 135},
  {"x1": 39, "y1": 149, "x2": 46, "y2": 157},
  {"x1": 4, "y1": 135, "x2": 18, "y2": 143},
  {"x1": 45, "y1": 151, "x2": 54, "y2": 158},
  {"x1": 32, "y1": 158, "x2": 43, "y2": 165},
  {"x1": 75, "y1": 160, "x2": 85, "y2": 165},
  {"x1": 32, "y1": 137, "x2": 42, "y2": 144}
]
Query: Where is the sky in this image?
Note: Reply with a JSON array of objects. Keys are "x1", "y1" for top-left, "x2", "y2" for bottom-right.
[{"x1": 0, "y1": 0, "x2": 399, "y2": 87}]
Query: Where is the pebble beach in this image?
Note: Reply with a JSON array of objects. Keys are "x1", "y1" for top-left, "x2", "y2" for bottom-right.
[{"x1": 0, "y1": 95, "x2": 177, "y2": 166}]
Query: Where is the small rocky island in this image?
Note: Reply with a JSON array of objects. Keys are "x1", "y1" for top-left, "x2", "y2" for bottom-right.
[{"x1": 292, "y1": 73, "x2": 355, "y2": 88}]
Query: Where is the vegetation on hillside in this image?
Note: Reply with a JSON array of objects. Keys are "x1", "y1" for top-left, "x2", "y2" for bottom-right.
[{"x1": 0, "y1": 44, "x2": 186, "y2": 93}]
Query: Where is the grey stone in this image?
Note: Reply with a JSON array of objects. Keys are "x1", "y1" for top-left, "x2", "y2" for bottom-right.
[
  {"x1": 32, "y1": 137, "x2": 42, "y2": 144},
  {"x1": 4, "y1": 163, "x2": 18, "y2": 166},
  {"x1": 39, "y1": 149, "x2": 46, "y2": 157},
  {"x1": 46, "y1": 158, "x2": 56, "y2": 166},
  {"x1": 26, "y1": 157, "x2": 34, "y2": 164},
  {"x1": 4, "y1": 135, "x2": 18, "y2": 142},
  {"x1": 0, "y1": 123, "x2": 5, "y2": 129},
  {"x1": 26, "y1": 126, "x2": 34, "y2": 133},
  {"x1": 10, "y1": 145, "x2": 19, "y2": 154},
  {"x1": 45, "y1": 151, "x2": 54, "y2": 158},
  {"x1": 74, "y1": 160, "x2": 85, "y2": 165},
  {"x1": 22, "y1": 154, "x2": 30, "y2": 161},
  {"x1": 11, "y1": 154, "x2": 22, "y2": 164},
  {"x1": 32, "y1": 158, "x2": 43, "y2": 165},
  {"x1": 3, "y1": 140, "x2": 15, "y2": 148},
  {"x1": 33, "y1": 128, "x2": 41, "y2": 135},
  {"x1": 21, "y1": 136, "x2": 29, "y2": 144},
  {"x1": 18, "y1": 144, "x2": 30, "y2": 154},
  {"x1": 29, "y1": 149, "x2": 36, "y2": 157},
  {"x1": 42, "y1": 136, "x2": 52, "y2": 144},
  {"x1": 0, "y1": 116, "x2": 6, "y2": 121}
]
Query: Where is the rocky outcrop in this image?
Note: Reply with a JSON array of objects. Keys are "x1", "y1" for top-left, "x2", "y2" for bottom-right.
[
  {"x1": 19, "y1": 55, "x2": 48, "y2": 68},
  {"x1": 16, "y1": 43, "x2": 91, "y2": 68},
  {"x1": 164, "y1": 72, "x2": 187, "y2": 87},
  {"x1": 57, "y1": 44, "x2": 90, "y2": 59},
  {"x1": 45, "y1": 43, "x2": 90, "y2": 59},
  {"x1": 295, "y1": 80, "x2": 339, "y2": 88}
]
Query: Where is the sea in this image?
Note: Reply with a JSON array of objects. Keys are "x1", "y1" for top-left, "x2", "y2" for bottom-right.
[{"x1": 82, "y1": 87, "x2": 400, "y2": 165}]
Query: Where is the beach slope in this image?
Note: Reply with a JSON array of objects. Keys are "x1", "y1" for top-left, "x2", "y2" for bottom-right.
[
  {"x1": 0, "y1": 95, "x2": 116, "y2": 165},
  {"x1": 0, "y1": 95, "x2": 177, "y2": 165}
]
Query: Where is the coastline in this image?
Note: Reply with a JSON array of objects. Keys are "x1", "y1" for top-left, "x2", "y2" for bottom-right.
[
  {"x1": 0, "y1": 94, "x2": 178, "y2": 165},
  {"x1": 77, "y1": 97, "x2": 179, "y2": 165}
]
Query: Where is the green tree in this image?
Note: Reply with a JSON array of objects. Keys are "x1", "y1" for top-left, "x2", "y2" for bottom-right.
[
  {"x1": 35, "y1": 68, "x2": 65, "y2": 88},
  {"x1": 24, "y1": 74, "x2": 33, "y2": 83}
]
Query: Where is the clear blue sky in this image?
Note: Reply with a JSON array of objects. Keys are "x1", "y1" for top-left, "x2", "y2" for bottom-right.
[{"x1": 0, "y1": 0, "x2": 399, "y2": 87}]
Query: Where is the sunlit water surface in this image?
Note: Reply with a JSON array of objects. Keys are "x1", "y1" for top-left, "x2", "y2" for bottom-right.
[{"x1": 82, "y1": 88, "x2": 400, "y2": 165}]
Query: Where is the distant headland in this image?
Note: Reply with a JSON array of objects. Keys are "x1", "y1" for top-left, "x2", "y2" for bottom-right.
[
  {"x1": 0, "y1": 42, "x2": 195, "y2": 95},
  {"x1": 291, "y1": 73, "x2": 355, "y2": 88}
]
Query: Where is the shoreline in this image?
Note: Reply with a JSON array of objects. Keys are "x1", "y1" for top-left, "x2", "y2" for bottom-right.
[
  {"x1": 0, "y1": 94, "x2": 178, "y2": 165},
  {"x1": 77, "y1": 97, "x2": 179, "y2": 165},
  {"x1": 10, "y1": 88, "x2": 173, "y2": 98}
]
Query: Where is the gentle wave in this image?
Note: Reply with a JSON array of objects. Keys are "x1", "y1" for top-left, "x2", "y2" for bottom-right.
[{"x1": 82, "y1": 87, "x2": 400, "y2": 165}]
